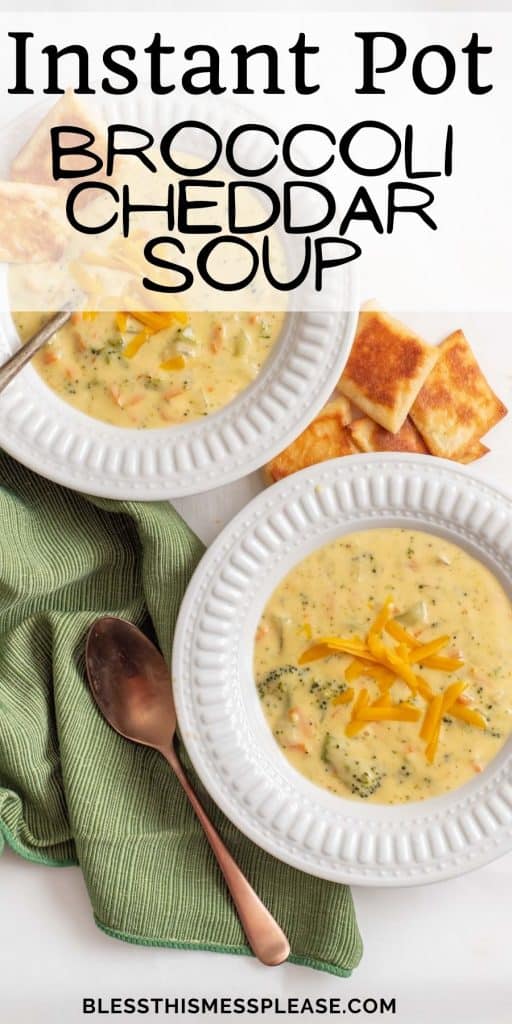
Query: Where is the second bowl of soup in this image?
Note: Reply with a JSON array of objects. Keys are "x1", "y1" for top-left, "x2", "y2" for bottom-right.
[{"x1": 254, "y1": 527, "x2": 512, "y2": 805}]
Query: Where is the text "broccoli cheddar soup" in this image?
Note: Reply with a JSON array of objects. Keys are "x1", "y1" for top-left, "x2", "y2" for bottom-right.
[{"x1": 254, "y1": 528, "x2": 512, "y2": 804}]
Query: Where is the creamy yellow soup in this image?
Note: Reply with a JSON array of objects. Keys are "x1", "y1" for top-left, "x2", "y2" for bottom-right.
[
  {"x1": 254, "y1": 528, "x2": 512, "y2": 804},
  {"x1": 13, "y1": 309, "x2": 284, "y2": 429}
]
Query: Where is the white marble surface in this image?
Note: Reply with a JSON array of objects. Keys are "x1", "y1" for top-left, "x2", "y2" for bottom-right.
[{"x1": 2, "y1": 310, "x2": 512, "y2": 1022}]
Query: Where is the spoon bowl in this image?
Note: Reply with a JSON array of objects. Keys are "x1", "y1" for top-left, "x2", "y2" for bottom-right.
[{"x1": 86, "y1": 617, "x2": 175, "y2": 749}]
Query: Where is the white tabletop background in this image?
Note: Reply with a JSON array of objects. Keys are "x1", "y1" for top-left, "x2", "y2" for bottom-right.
[
  {"x1": 1, "y1": 310, "x2": 511, "y2": 1023},
  {"x1": 2, "y1": 0, "x2": 512, "y2": 1018}
]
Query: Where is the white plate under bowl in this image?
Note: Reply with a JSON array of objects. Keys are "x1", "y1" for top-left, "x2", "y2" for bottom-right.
[
  {"x1": 172, "y1": 455, "x2": 512, "y2": 885},
  {"x1": 0, "y1": 94, "x2": 358, "y2": 499}
]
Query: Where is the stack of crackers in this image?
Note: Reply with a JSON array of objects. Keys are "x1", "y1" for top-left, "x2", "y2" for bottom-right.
[{"x1": 265, "y1": 304, "x2": 507, "y2": 483}]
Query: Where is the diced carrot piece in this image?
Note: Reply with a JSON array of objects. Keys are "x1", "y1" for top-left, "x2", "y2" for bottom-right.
[
  {"x1": 42, "y1": 349, "x2": 59, "y2": 365},
  {"x1": 255, "y1": 623, "x2": 270, "y2": 642},
  {"x1": 163, "y1": 388, "x2": 184, "y2": 401},
  {"x1": 210, "y1": 323, "x2": 224, "y2": 353},
  {"x1": 72, "y1": 331, "x2": 87, "y2": 353}
]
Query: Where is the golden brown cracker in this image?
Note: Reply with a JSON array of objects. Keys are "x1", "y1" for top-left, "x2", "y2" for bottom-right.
[
  {"x1": 318, "y1": 395, "x2": 352, "y2": 426},
  {"x1": 456, "y1": 441, "x2": 490, "y2": 464},
  {"x1": 11, "y1": 91, "x2": 108, "y2": 191},
  {"x1": 349, "y1": 415, "x2": 429, "y2": 455},
  {"x1": 338, "y1": 306, "x2": 439, "y2": 433},
  {"x1": 0, "y1": 181, "x2": 68, "y2": 262},
  {"x1": 411, "y1": 330, "x2": 507, "y2": 459},
  {"x1": 265, "y1": 400, "x2": 357, "y2": 482}
]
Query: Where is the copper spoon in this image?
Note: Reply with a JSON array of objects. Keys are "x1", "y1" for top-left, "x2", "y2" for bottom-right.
[
  {"x1": 0, "y1": 306, "x2": 73, "y2": 395},
  {"x1": 85, "y1": 616, "x2": 290, "y2": 967}
]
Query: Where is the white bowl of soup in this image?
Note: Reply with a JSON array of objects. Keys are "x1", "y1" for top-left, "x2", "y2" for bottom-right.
[
  {"x1": 0, "y1": 304, "x2": 357, "y2": 499},
  {"x1": 173, "y1": 455, "x2": 512, "y2": 885}
]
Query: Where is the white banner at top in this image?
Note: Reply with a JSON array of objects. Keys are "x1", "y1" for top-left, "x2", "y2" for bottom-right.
[{"x1": 0, "y1": 11, "x2": 510, "y2": 312}]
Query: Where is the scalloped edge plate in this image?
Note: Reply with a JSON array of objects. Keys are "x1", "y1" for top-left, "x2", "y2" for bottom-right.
[{"x1": 173, "y1": 455, "x2": 512, "y2": 885}]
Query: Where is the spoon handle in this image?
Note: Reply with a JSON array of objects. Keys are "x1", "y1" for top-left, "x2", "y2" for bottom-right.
[
  {"x1": 161, "y1": 744, "x2": 290, "y2": 967},
  {"x1": 0, "y1": 306, "x2": 73, "y2": 396}
]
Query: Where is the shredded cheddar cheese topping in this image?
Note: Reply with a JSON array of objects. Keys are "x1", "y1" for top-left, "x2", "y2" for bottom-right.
[{"x1": 299, "y1": 598, "x2": 487, "y2": 763}]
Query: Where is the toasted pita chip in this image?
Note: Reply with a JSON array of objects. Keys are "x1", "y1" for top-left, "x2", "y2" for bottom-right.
[
  {"x1": 411, "y1": 330, "x2": 507, "y2": 459},
  {"x1": 349, "y1": 415, "x2": 429, "y2": 455},
  {"x1": 318, "y1": 395, "x2": 352, "y2": 425},
  {"x1": 265, "y1": 399, "x2": 356, "y2": 482},
  {"x1": 338, "y1": 306, "x2": 439, "y2": 433},
  {"x1": 0, "y1": 181, "x2": 68, "y2": 262},
  {"x1": 11, "y1": 91, "x2": 108, "y2": 191},
  {"x1": 457, "y1": 441, "x2": 490, "y2": 464}
]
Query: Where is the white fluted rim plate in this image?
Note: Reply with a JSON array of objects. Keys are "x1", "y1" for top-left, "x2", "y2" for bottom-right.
[
  {"x1": 0, "y1": 94, "x2": 358, "y2": 499},
  {"x1": 173, "y1": 455, "x2": 512, "y2": 885}
]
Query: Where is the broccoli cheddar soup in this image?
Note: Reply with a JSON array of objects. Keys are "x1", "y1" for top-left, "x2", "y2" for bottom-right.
[
  {"x1": 13, "y1": 310, "x2": 284, "y2": 429},
  {"x1": 254, "y1": 528, "x2": 512, "y2": 804}
]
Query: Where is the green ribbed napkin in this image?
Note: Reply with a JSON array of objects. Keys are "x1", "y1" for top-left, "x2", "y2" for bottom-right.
[{"x1": 0, "y1": 451, "x2": 362, "y2": 976}]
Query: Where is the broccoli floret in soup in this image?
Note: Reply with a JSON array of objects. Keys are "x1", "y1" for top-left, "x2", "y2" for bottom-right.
[{"x1": 321, "y1": 734, "x2": 383, "y2": 798}]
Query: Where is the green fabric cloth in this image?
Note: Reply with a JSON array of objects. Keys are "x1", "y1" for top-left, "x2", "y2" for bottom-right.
[{"x1": 0, "y1": 451, "x2": 362, "y2": 976}]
